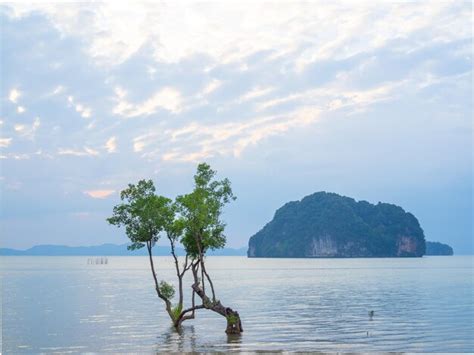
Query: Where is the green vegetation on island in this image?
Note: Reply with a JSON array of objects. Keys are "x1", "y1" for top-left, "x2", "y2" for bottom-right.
[{"x1": 248, "y1": 192, "x2": 426, "y2": 258}]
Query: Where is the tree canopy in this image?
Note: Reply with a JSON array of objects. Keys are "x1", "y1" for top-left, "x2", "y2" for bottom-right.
[
  {"x1": 176, "y1": 163, "x2": 236, "y2": 258},
  {"x1": 107, "y1": 179, "x2": 174, "y2": 250}
]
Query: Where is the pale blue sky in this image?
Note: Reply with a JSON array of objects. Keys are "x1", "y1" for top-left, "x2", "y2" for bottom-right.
[{"x1": 1, "y1": 2, "x2": 472, "y2": 253}]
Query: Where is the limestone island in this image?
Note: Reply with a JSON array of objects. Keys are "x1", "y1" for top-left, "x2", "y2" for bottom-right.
[{"x1": 248, "y1": 192, "x2": 427, "y2": 258}]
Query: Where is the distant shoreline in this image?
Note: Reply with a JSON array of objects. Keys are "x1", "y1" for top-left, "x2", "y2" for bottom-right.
[
  {"x1": 1, "y1": 242, "x2": 458, "y2": 257},
  {"x1": 0, "y1": 243, "x2": 247, "y2": 257}
]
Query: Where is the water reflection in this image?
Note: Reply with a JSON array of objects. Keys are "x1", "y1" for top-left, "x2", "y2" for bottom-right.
[
  {"x1": 227, "y1": 333, "x2": 242, "y2": 344},
  {"x1": 156, "y1": 323, "x2": 245, "y2": 352},
  {"x1": 156, "y1": 325, "x2": 197, "y2": 353},
  {"x1": 226, "y1": 332, "x2": 243, "y2": 352}
]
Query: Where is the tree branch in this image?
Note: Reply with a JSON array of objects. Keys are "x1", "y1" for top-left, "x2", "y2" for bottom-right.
[
  {"x1": 176, "y1": 304, "x2": 205, "y2": 324},
  {"x1": 201, "y1": 260, "x2": 216, "y2": 302},
  {"x1": 168, "y1": 235, "x2": 184, "y2": 307},
  {"x1": 146, "y1": 241, "x2": 172, "y2": 316},
  {"x1": 180, "y1": 255, "x2": 192, "y2": 277}
]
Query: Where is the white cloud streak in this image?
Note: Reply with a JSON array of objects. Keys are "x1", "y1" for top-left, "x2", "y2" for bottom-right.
[
  {"x1": 200, "y1": 79, "x2": 222, "y2": 96},
  {"x1": 256, "y1": 80, "x2": 403, "y2": 113},
  {"x1": 83, "y1": 190, "x2": 115, "y2": 199},
  {"x1": 58, "y1": 147, "x2": 99, "y2": 157},
  {"x1": 113, "y1": 86, "x2": 182, "y2": 117},
  {"x1": 237, "y1": 86, "x2": 275, "y2": 103}
]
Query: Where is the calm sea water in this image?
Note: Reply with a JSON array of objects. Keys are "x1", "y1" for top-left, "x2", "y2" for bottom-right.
[{"x1": 1, "y1": 256, "x2": 473, "y2": 353}]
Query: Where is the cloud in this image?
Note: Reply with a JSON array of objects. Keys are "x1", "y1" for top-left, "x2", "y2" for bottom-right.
[
  {"x1": 3, "y1": 2, "x2": 469, "y2": 69},
  {"x1": 139, "y1": 77, "x2": 413, "y2": 162},
  {"x1": 67, "y1": 96, "x2": 92, "y2": 118},
  {"x1": 155, "y1": 105, "x2": 321, "y2": 162},
  {"x1": 52, "y1": 85, "x2": 65, "y2": 95},
  {"x1": 0, "y1": 153, "x2": 30, "y2": 160},
  {"x1": 43, "y1": 85, "x2": 65, "y2": 98},
  {"x1": 200, "y1": 79, "x2": 222, "y2": 96},
  {"x1": 58, "y1": 147, "x2": 99, "y2": 157},
  {"x1": 0, "y1": 138, "x2": 12, "y2": 148},
  {"x1": 2, "y1": 2, "x2": 468, "y2": 166},
  {"x1": 86, "y1": 121, "x2": 95, "y2": 130},
  {"x1": 14, "y1": 124, "x2": 26, "y2": 132},
  {"x1": 256, "y1": 79, "x2": 404, "y2": 113},
  {"x1": 162, "y1": 149, "x2": 212, "y2": 163},
  {"x1": 113, "y1": 86, "x2": 182, "y2": 117},
  {"x1": 8, "y1": 89, "x2": 21, "y2": 103},
  {"x1": 105, "y1": 136, "x2": 117, "y2": 153},
  {"x1": 13, "y1": 117, "x2": 41, "y2": 140},
  {"x1": 237, "y1": 86, "x2": 275, "y2": 103},
  {"x1": 133, "y1": 139, "x2": 145, "y2": 153},
  {"x1": 17, "y1": 106, "x2": 26, "y2": 113},
  {"x1": 83, "y1": 190, "x2": 115, "y2": 199},
  {"x1": 75, "y1": 104, "x2": 90, "y2": 118}
]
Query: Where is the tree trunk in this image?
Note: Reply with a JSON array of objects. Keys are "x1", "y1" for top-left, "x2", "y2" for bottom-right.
[
  {"x1": 191, "y1": 279, "x2": 243, "y2": 334},
  {"x1": 146, "y1": 242, "x2": 174, "y2": 321},
  {"x1": 224, "y1": 308, "x2": 243, "y2": 335},
  {"x1": 169, "y1": 238, "x2": 184, "y2": 308}
]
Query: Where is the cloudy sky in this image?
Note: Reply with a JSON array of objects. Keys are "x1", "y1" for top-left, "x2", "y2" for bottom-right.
[{"x1": 1, "y1": 1, "x2": 472, "y2": 253}]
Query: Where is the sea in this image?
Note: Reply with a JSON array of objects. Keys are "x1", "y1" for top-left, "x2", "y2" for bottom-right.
[{"x1": 1, "y1": 255, "x2": 473, "y2": 353}]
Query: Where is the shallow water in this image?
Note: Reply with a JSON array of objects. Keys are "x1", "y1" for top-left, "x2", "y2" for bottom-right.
[{"x1": 1, "y1": 255, "x2": 473, "y2": 352}]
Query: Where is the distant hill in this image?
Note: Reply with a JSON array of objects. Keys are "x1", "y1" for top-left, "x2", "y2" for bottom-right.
[
  {"x1": 0, "y1": 243, "x2": 247, "y2": 256},
  {"x1": 248, "y1": 192, "x2": 427, "y2": 258},
  {"x1": 425, "y1": 241, "x2": 454, "y2": 256}
]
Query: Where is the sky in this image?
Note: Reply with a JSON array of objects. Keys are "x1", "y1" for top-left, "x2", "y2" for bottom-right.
[{"x1": 0, "y1": 1, "x2": 472, "y2": 253}]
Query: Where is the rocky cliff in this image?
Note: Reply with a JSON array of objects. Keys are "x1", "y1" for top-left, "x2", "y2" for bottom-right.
[{"x1": 248, "y1": 192, "x2": 426, "y2": 258}]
